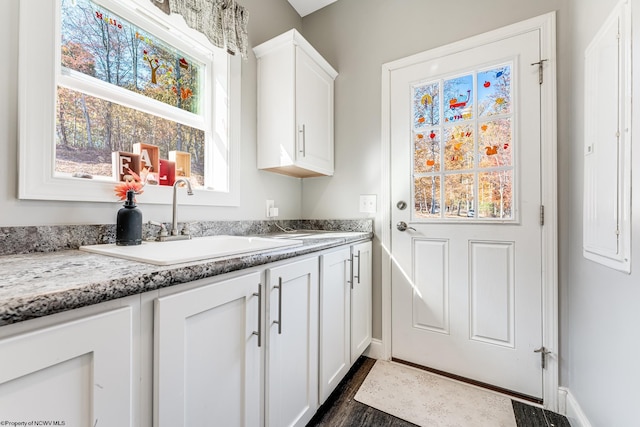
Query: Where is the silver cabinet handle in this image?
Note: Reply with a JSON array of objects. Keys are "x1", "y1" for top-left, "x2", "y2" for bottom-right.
[
  {"x1": 274, "y1": 277, "x2": 282, "y2": 334},
  {"x1": 347, "y1": 253, "x2": 354, "y2": 289},
  {"x1": 298, "y1": 124, "x2": 306, "y2": 156},
  {"x1": 354, "y1": 250, "x2": 361, "y2": 284},
  {"x1": 252, "y1": 284, "x2": 262, "y2": 347},
  {"x1": 396, "y1": 221, "x2": 416, "y2": 232}
]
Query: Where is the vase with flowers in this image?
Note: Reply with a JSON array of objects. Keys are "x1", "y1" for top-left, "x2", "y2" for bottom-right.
[{"x1": 115, "y1": 168, "x2": 145, "y2": 246}]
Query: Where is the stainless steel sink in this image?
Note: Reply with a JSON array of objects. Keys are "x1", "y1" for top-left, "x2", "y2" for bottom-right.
[{"x1": 80, "y1": 235, "x2": 302, "y2": 266}]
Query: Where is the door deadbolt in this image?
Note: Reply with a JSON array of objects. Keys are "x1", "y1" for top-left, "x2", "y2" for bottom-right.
[{"x1": 396, "y1": 201, "x2": 407, "y2": 210}]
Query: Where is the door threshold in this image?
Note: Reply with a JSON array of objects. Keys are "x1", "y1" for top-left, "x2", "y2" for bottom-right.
[{"x1": 392, "y1": 358, "x2": 543, "y2": 406}]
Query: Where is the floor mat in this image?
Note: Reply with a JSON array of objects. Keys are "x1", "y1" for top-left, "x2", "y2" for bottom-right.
[{"x1": 354, "y1": 360, "x2": 517, "y2": 427}]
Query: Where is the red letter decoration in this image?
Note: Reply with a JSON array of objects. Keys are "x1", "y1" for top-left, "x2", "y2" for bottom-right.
[{"x1": 159, "y1": 159, "x2": 176, "y2": 186}]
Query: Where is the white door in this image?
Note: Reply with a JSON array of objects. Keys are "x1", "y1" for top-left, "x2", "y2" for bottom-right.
[
  {"x1": 267, "y1": 257, "x2": 319, "y2": 427},
  {"x1": 154, "y1": 273, "x2": 262, "y2": 427},
  {"x1": 0, "y1": 307, "x2": 133, "y2": 426},
  {"x1": 350, "y1": 241, "x2": 372, "y2": 364},
  {"x1": 296, "y1": 46, "x2": 335, "y2": 174},
  {"x1": 319, "y1": 247, "x2": 351, "y2": 403},
  {"x1": 391, "y1": 28, "x2": 544, "y2": 399}
]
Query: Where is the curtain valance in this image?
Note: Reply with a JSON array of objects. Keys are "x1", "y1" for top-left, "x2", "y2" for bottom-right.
[{"x1": 151, "y1": 0, "x2": 249, "y2": 59}]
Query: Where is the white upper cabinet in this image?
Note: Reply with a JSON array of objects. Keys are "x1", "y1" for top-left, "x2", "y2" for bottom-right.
[{"x1": 254, "y1": 29, "x2": 338, "y2": 177}]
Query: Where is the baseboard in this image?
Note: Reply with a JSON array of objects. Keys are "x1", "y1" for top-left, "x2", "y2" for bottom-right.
[
  {"x1": 559, "y1": 387, "x2": 592, "y2": 427},
  {"x1": 363, "y1": 338, "x2": 384, "y2": 359}
]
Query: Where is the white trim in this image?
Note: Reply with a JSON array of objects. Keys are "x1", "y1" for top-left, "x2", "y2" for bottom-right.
[
  {"x1": 559, "y1": 387, "x2": 593, "y2": 427},
  {"x1": 380, "y1": 12, "x2": 558, "y2": 410},
  {"x1": 363, "y1": 338, "x2": 385, "y2": 360}
]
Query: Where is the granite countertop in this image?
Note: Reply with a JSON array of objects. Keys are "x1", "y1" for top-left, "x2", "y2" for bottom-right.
[{"x1": 0, "y1": 230, "x2": 372, "y2": 326}]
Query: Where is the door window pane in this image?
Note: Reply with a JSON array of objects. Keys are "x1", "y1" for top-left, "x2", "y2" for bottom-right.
[
  {"x1": 478, "y1": 119, "x2": 512, "y2": 168},
  {"x1": 414, "y1": 130, "x2": 440, "y2": 173},
  {"x1": 478, "y1": 65, "x2": 511, "y2": 117},
  {"x1": 444, "y1": 125, "x2": 474, "y2": 171},
  {"x1": 444, "y1": 75, "x2": 473, "y2": 123},
  {"x1": 414, "y1": 176, "x2": 441, "y2": 219},
  {"x1": 413, "y1": 82, "x2": 440, "y2": 127},
  {"x1": 444, "y1": 174, "x2": 475, "y2": 218},
  {"x1": 478, "y1": 171, "x2": 513, "y2": 219}
]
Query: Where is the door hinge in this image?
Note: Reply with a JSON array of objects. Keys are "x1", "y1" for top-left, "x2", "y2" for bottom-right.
[
  {"x1": 531, "y1": 59, "x2": 548, "y2": 84},
  {"x1": 540, "y1": 205, "x2": 545, "y2": 226},
  {"x1": 534, "y1": 346, "x2": 551, "y2": 369}
]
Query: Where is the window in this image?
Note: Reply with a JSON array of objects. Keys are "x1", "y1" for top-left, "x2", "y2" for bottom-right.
[
  {"x1": 412, "y1": 63, "x2": 514, "y2": 220},
  {"x1": 19, "y1": 0, "x2": 240, "y2": 205}
]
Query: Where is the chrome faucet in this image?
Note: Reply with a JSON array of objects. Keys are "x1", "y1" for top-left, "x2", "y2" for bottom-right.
[
  {"x1": 147, "y1": 178, "x2": 194, "y2": 242},
  {"x1": 170, "y1": 178, "x2": 194, "y2": 239}
]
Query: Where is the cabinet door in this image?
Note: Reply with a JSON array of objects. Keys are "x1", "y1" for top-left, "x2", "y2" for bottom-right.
[
  {"x1": 351, "y1": 241, "x2": 373, "y2": 364},
  {"x1": 295, "y1": 46, "x2": 334, "y2": 175},
  {"x1": 154, "y1": 272, "x2": 262, "y2": 427},
  {"x1": 267, "y1": 257, "x2": 319, "y2": 427},
  {"x1": 319, "y1": 247, "x2": 351, "y2": 403},
  {"x1": 0, "y1": 307, "x2": 133, "y2": 426}
]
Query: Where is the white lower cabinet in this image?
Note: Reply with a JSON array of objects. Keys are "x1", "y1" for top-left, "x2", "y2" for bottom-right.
[
  {"x1": 350, "y1": 241, "x2": 373, "y2": 364},
  {"x1": 318, "y1": 246, "x2": 352, "y2": 402},
  {"x1": 319, "y1": 241, "x2": 373, "y2": 403},
  {"x1": 0, "y1": 305, "x2": 135, "y2": 426},
  {"x1": 266, "y1": 257, "x2": 319, "y2": 427},
  {"x1": 0, "y1": 240, "x2": 371, "y2": 427},
  {"x1": 154, "y1": 272, "x2": 262, "y2": 427}
]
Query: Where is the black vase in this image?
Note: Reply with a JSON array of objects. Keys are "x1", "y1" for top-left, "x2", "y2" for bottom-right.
[{"x1": 116, "y1": 190, "x2": 142, "y2": 246}]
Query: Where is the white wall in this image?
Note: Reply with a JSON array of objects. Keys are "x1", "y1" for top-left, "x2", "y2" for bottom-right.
[{"x1": 0, "y1": 0, "x2": 303, "y2": 226}]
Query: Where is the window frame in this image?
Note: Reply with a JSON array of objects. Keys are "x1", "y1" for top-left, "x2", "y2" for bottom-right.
[{"x1": 18, "y1": 0, "x2": 241, "y2": 206}]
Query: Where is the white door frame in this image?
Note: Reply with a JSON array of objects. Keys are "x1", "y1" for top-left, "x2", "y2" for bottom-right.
[{"x1": 379, "y1": 12, "x2": 558, "y2": 411}]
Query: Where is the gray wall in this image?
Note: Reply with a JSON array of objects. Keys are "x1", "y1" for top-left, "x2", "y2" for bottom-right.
[
  {"x1": 302, "y1": 0, "x2": 640, "y2": 424},
  {"x1": 562, "y1": 0, "x2": 640, "y2": 425},
  {"x1": 0, "y1": 0, "x2": 303, "y2": 226}
]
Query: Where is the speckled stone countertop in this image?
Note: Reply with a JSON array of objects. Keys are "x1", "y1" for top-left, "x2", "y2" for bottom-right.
[{"x1": 0, "y1": 220, "x2": 373, "y2": 326}]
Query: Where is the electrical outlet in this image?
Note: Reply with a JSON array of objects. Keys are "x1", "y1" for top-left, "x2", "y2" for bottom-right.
[
  {"x1": 266, "y1": 200, "x2": 276, "y2": 218},
  {"x1": 359, "y1": 194, "x2": 377, "y2": 213}
]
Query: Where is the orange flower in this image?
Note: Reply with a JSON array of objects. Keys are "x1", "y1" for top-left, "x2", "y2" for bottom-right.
[{"x1": 114, "y1": 168, "x2": 145, "y2": 201}]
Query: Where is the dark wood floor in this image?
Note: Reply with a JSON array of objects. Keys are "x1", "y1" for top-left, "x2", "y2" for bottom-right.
[{"x1": 307, "y1": 357, "x2": 571, "y2": 427}]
